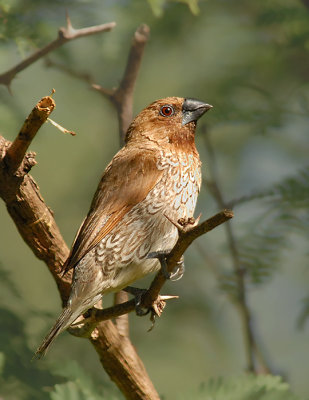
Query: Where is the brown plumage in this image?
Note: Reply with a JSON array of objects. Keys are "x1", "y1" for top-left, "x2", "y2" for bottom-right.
[{"x1": 35, "y1": 97, "x2": 212, "y2": 357}]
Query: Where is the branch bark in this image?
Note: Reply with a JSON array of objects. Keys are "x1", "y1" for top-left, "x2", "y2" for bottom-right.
[
  {"x1": 0, "y1": 96, "x2": 233, "y2": 399},
  {"x1": 0, "y1": 15, "x2": 116, "y2": 90},
  {"x1": 0, "y1": 95, "x2": 159, "y2": 400}
]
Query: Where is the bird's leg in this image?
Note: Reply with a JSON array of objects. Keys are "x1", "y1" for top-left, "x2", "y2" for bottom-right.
[
  {"x1": 123, "y1": 286, "x2": 150, "y2": 316},
  {"x1": 147, "y1": 250, "x2": 185, "y2": 281}
]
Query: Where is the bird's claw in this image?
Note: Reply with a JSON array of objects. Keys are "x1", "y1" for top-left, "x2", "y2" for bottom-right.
[
  {"x1": 148, "y1": 294, "x2": 179, "y2": 331},
  {"x1": 123, "y1": 286, "x2": 150, "y2": 316},
  {"x1": 147, "y1": 250, "x2": 185, "y2": 281},
  {"x1": 123, "y1": 286, "x2": 179, "y2": 328}
]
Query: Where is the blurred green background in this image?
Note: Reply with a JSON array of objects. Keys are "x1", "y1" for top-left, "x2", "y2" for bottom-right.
[{"x1": 0, "y1": 0, "x2": 308, "y2": 399}]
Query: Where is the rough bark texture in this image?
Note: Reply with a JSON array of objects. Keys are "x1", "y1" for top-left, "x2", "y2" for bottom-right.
[{"x1": 0, "y1": 96, "x2": 160, "y2": 400}]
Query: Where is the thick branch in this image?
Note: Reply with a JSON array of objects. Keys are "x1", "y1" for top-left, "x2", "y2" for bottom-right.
[
  {"x1": 0, "y1": 95, "x2": 160, "y2": 400},
  {"x1": 114, "y1": 291, "x2": 130, "y2": 337},
  {"x1": 0, "y1": 100, "x2": 71, "y2": 304},
  {"x1": 0, "y1": 16, "x2": 116, "y2": 89}
]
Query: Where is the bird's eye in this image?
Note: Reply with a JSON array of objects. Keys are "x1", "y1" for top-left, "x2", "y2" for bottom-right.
[{"x1": 160, "y1": 105, "x2": 174, "y2": 117}]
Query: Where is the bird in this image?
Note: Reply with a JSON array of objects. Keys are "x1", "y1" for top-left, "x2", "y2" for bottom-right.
[{"x1": 35, "y1": 97, "x2": 212, "y2": 358}]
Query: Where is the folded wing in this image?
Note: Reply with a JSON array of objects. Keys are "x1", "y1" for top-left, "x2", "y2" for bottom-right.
[{"x1": 62, "y1": 147, "x2": 163, "y2": 274}]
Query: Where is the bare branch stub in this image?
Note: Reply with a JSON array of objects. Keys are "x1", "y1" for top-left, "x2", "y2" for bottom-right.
[
  {"x1": 0, "y1": 18, "x2": 116, "y2": 89},
  {"x1": 0, "y1": 95, "x2": 72, "y2": 303},
  {"x1": 4, "y1": 96, "x2": 55, "y2": 174}
]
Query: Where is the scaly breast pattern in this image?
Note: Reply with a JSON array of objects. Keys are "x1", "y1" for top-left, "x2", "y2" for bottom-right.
[{"x1": 95, "y1": 149, "x2": 201, "y2": 286}]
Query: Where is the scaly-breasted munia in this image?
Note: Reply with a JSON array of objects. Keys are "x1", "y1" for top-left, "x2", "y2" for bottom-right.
[{"x1": 35, "y1": 97, "x2": 212, "y2": 357}]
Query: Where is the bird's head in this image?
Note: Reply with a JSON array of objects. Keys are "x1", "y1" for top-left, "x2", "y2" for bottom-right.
[{"x1": 125, "y1": 97, "x2": 213, "y2": 150}]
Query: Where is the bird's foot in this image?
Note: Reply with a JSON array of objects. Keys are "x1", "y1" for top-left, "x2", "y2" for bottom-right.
[
  {"x1": 147, "y1": 250, "x2": 185, "y2": 281},
  {"x1": 148, "y1": 294, "x2": 178, "y2": 331},
  {"x1": 123, "y1": 286, "x2": 150, "y2": 316},
  {"x1": 123, "y1": 286, "x2": 178, "y2": 330}
]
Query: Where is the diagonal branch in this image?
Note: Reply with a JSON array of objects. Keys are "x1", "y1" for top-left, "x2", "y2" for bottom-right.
[
  {"x1": 3, "y1": 94, "x2": 55, "y2": 174},
  {"x1": 70, "y1": 210, "x2": 233, "y2": 330},
  {"x1": 0, "y1": 14, "x2": 116, "y2": 90}
]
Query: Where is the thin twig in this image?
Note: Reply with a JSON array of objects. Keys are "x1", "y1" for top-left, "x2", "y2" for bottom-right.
[
  {"x1": 0, "y1": 14, "x2": 116, "y2": 90},
  {"x1": 89, "y1": 24, "x2": 150, "y2": 143},
  {"x1": 45, "y1": 23, "x2": 150, "y2": 143},
  {"x1": 202, "y1": 126, "x2": 272, "y2": 374}
]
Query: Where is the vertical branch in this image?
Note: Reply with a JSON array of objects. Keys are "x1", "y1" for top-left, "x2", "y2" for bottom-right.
[
  {"x1": 114, "y1": 291, "x2": 130, "y2": 337},
  {"x1": 202, "y1": 126, "x2": 271, "y2": 374},
  {"x1": 93, "y1": 24, "x2": 150, "y2": 143}
]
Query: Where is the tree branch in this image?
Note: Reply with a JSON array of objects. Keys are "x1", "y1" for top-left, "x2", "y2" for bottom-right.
[
  {"x1": 0, "y1": 95, "x2": 160, "y2": 400},
  {"x1": 93, "y1": 23, "x2": 150, "y2": 143},
  {"x1": 47, "y1": 24, "x2": 150, "y2": 143},
  {"x1": 3, "y1": 94, "x2": 55, "y2": 174},
  {"x1": 69, "y1": 210, "x2": 233, "y2": 329},
  {"x1": 201, "y1": 126, "x2": 272, "y2": 374},
  {"x1": 0, "y1": 15, "x2": 116, "y2": 90}
]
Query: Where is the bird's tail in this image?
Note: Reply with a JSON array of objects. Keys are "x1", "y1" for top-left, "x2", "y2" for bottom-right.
[{"x1": 34, "y1": 307, "x2": 77, "y2": 359}]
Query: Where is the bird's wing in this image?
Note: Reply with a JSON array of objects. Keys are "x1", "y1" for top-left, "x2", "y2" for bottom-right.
[{"x1": 62, "y1": 147, "x2": 163, "y2": 273}]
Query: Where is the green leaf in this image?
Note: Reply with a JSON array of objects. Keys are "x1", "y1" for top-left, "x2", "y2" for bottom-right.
[
  {"x1": 147, "y1": 0, "x2": 200, "y2": 16},
  {"x1": 147, "y1": 0, "x2": 166, "y2": 16},
  {"x1": 0, "y1": 352, "x2": 5, "y2": 375},
  {"x1": 49, "y1": 360, "x2": 118, "y2": 400},
  {"x1": 193, "y1": 374, "x2": 302, "y2": 400}
]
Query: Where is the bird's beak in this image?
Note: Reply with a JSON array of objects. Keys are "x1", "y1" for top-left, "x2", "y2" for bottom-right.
[{"x1": 182, "y1": 98, "x2": 213, "y2": 126}]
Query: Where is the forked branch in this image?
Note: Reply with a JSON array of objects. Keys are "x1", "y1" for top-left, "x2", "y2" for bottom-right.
[{"x1": 46, "y1": 24, "x2": 150, "y2": 143}]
